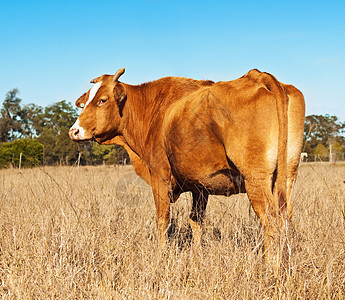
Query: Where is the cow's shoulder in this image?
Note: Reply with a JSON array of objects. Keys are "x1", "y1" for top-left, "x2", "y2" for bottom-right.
[{"x1": 133, "y1": 76, "x2": 215, "y2": 113}]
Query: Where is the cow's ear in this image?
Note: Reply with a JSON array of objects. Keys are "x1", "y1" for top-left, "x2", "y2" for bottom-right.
[
  {"x1": 90, "y1": 76, "x2": 102, "y2": 84},
  {"x1": 114, "y1": 83, "x2": 127, "y2": 116},
  {"x1": 76, "y1": 93, "x2": 87, "y2": 108}
]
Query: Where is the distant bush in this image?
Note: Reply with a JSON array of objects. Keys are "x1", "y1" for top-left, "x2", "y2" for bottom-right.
[
  {"x1": 314, "y1": 143, "x2": 328, "y2": 160},
  {"x1": 91, "y1": 143, "x2": 129, "y2": 165},
  {"x1": 0, "y1": 139, "x2": 43, "y2": 168}
]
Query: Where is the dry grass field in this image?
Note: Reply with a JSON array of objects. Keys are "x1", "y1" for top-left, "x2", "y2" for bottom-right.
[{"x1": 0, "y1": 162, "x2": 344, "y2": 299}]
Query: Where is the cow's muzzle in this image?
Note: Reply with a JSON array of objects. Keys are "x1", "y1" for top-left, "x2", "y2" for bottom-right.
[
  {"x1": 69, "y1": 127, "x2": 81, "y2": 141},
  {"x1": 69, "y1": 120, "x2": 86, "y2": 141}
]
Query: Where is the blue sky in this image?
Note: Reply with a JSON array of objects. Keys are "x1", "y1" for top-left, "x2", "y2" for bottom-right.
[{"x1": 0, "y1": 0, "x2": 344, "y2": 121}]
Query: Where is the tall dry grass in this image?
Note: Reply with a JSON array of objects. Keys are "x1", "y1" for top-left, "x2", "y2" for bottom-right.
[{"x1": 0, "y1": 163, "x2": 344, "y2": 299}]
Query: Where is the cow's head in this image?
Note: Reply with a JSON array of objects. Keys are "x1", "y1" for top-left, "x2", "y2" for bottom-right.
[{"x1": 69, "y1": 68, "x2": 127, "y2": 144}]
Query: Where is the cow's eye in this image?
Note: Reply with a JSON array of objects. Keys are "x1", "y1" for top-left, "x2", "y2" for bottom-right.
[{"x1": 98, "y1": 98, "x2": 108, "y2": 106}]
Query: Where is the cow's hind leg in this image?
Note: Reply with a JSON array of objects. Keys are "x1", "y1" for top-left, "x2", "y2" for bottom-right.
[
  {"x1": 286, "y1": 164, "x2": 298, "y2": 220},
  {"x1": 245, "y1": 174, "x2": 279, "y2": 259},
  {"x1": 189, "y1": 190, "x2": 209, "y2": 245}
]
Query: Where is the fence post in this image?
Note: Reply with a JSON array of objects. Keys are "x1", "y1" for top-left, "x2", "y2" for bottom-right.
[
  {"x1": 77, "y1": 152, "x2": 81, "y2": 167},
  {"x1": 19, "y1": 153, "x2": 22, "y2": 169}
]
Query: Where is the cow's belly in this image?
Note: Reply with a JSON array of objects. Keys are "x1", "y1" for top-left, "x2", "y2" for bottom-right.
[
  {"x1": 198, "y1": 168, "x2": 245, "y2": 195},
  {"x1": 173, "y1": 167, "x2": 245, "y2": 196},
  {"x1": 168, "y1": 143, "x2": 246, "y2": 196}
]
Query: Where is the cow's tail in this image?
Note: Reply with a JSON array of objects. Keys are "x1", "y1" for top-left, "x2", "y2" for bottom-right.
[
  {"x1": 244, "y1": 69, "x2": 288, "y2": 212},
  {"x1": 263, "y1": 73, "x2": 288, "y2": 213}
]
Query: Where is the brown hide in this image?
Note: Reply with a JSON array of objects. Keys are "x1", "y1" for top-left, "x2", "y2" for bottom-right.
[{"x1": 69, "y1": 68, "x2": 305, "y2": 256}]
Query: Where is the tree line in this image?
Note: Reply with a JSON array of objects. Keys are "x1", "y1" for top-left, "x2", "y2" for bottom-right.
[
  {"x1": 0, "y1": 89, "x2": 128, "y2": 168},
  {"x1": 0, "y1": 88, "x2": 344, "y2": 168},
  {"x1": 303, "y1": 114, "x2": 345, "y2": 161}
]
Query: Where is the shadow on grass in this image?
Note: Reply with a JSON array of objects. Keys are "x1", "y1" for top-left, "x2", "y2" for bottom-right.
[{"x1": 167, "y1": 217, "x2": 223, "y2": 249}]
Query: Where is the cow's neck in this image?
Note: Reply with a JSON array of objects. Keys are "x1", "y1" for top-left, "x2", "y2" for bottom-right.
[{"x1": 120, "y1": 81, "x2": 167, "y2": 161}]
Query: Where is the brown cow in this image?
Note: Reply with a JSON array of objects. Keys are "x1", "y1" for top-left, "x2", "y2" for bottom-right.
[{"x1": 69, "y1": 68, "x2": 305, "y2": 256}]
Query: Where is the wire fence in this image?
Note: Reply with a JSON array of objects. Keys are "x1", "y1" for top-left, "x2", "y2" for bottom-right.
[
  {"x1": 301, "y1": 152, "x2": 345, "y2": 163},
  {"x1": 5, "y1": 150, "x2": 345, "y2": 170}
]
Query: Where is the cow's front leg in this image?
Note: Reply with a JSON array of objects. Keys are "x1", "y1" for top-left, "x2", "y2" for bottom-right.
[{"x1": 151, "y1": 176, "x2": 171, "y2": 248}]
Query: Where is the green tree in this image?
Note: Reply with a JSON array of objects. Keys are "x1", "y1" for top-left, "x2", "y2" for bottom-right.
[
  {"x1": 314, "y1": 143, "x2": 328, "y2": 160},
  {"x1": 36, "y1": 101, "x2": 81, "y2": 165},
  {"x1": 332, "y1": 142, "x2": 344, "y2": 161},
  {"x1": 30, "y1": 100, "x2": 84, "y2": 164},
  {"x1": 92, "y1": 143, "x2": 115, "y2": 164},
  {"x1": 36, "y1": 100, "x2": 78, "y2": 134},
  {"x1": 0, "y1": 139, "x2": 43, "y2": 168},
  {"x1": 91, "y1": 143, "x2": 129, "y2": 165},
  {"x1": 0, "y1": 89, "x2": 24, "y2": 142},
  {"x1": 304, "y1": 114, "x2": 345, "y2": 156},
  {"x1": 21, "y1": 103, "x2": 44, "y2": 138},
  {"x1": 114, "y1": 145, "x2": 130, "y2": 164}
]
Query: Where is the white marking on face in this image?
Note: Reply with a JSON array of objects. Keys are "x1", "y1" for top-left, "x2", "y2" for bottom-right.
[
  {"x1": 70, "y1": 119, "x2": 86, "y2": 139},
  {"x1": 84, "y1": 81, "x2": 103, "y2": 109}
]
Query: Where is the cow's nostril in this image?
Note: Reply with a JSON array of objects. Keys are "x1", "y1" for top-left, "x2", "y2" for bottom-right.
[{"x1": 74, "y1": 128, "x2": 79, "y2": 136}]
